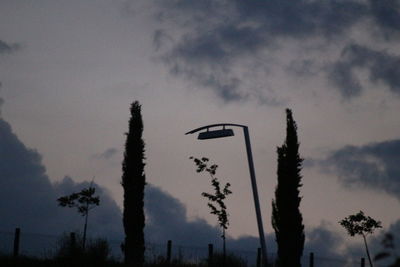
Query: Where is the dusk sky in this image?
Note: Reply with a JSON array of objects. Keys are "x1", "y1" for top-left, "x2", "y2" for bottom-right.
[{"x1": 1, "y1": 0, "x2": 400, "y2": 260}]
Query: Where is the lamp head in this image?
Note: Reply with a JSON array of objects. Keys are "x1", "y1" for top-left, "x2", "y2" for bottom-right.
[{"x1": 198, "y1": 128, "x2": 234, "y2": 140}]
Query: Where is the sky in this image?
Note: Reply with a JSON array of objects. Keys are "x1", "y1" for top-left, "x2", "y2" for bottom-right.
[{"x1": 1, "y1": 0, "x2": 400, "y2": 262}]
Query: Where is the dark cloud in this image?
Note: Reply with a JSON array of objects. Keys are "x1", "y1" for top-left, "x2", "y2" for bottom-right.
[
  {"x1": 306, "y1": 223, "x2": 343, "y2": 258},
  {"x1": 93, "y1": 147, "x2": 118, "y2": 160},
  {"x1": 369, "y1": 0, "x2": 400, "y2": 38},
  {"x1": 328, "y1": 60, "x2": 363, "y2": 98},
  {"x1": 0, "y1": 116, "x2": 123, "y2": 238},
  {"x1": 153, "y1": 29, "x2": 173, "y2": 51},
  {"x1": 318, "y1": 139, "x2": 400, "y2": 199},
  {"x1": 145, "y1": 184, "x2": 220, "y2": 246},
  {"x1": 0, "y1": 40, "x2": 19, "y2": 54},
  {"x1": 140, "y1": 0, "x2": 397, "y2": 103},
  {"x1": 329, "y1": 44, "x2": 400, "y2": 97}
]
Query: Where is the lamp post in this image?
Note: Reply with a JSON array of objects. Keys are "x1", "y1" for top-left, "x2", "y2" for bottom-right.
[{"x1": 186, "y1": 123, "x2": 268, "y2": 266}]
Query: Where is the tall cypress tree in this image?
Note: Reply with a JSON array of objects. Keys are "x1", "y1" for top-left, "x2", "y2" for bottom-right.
[
  {"x1": 122, "y1": 101, "x2": 146, "y2": 266},
  {"x1": 272, "y1": 109, "x2": 304, "y2": 267}
]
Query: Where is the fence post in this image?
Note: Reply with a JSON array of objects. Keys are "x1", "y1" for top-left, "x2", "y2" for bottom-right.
[
  {"x1": 166, "y1": 240, "x2": 172, "y2": 263},
  {"x1": 13, "y1": 227, "x2": 20, "y2": 258},
  {"x1": 256, "y1": 247, "x2": 261, "y2": 267},
  {"x1": 70, "y1": 232, "x2": 76, "y2": 253},
  {"x1": 309, "y1": 252, "x2": 314, "y2": 267},
  {"x1": 361, "y1": 257, "x2": 365, "y2": 267},
  {"x1": 208, "y1": 243, "x2": 213, "y2": 265}
]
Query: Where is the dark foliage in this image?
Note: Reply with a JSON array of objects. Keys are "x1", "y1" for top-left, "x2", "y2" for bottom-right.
[
  {"x1": 272, "y1": 109, "x2": 305, "y2": 267},
  {"x1": 206, "y1": 252, "x2": 247, "y2": 267},
  {"x1": 191, "y1": 157, "x2": 232, "y2": 231},
  {"x1": 55, "y1": 233, "x2": 113, "y2": 267},
  {"x1": 121, "y1": 101, "x2": 146, "y2": 266},
  {"x1": 339, "y1": 211, "x2": 382, "y2": 237}
]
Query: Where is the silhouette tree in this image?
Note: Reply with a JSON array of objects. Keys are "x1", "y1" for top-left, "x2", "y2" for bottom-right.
[
  {"x1": 340, "y1": 211, "x2": 382, "y2": 267},
  {"x1": 191, "y1": 157, "x2": 232, "y2": 262},
  {"x1": 121, "y1": 101, "x2": 146, "y2": 266},
  {"x1": 57, "y1": 182, "x2": 100, "y2": 249},
  {"x1": 272, "y1": 109, "x2": 304, "y2": 267}
]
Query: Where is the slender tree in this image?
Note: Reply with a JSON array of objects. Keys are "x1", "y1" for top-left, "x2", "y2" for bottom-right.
[
  {"x1": 272, "y1": 109, "x2": 305, "y2": 267},
  {"x1": 57, "y1": 182, "x2": 100, "y2": 249},
  {"x1": 190, "y1": 157, "x2": 232, "y2": 262},
  {"x1": 121, "y1": 101, "x2": 146, "y2": 266},
  {"x1": 340, "y1": 211, "x2": 382, "y2": 267}
]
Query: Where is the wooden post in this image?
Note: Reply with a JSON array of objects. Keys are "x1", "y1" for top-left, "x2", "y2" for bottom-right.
[
  {"x1": 13, "y1": 228, "x2": 20, "y2": 258},
  {"x1": 361, "y1": 257, "x2": 365, "y2": 267},
  {"x1": 208, "y1": 243, "x2": 214, "y2": 265},
  {"x1": 166, "y1": 240, "x2": 172, "y2": 263},
  {"x1": 256, "y1": 247, "x2": 261, "y2": 267},
  {"x1": 70, "y1": 232, "x2": 76, "y2": 253},
  {"x1": 70, "y1": 232, "x2": 76, "y2": 244},
  {"x1": 309, "y1": 252, "x2": 314, "y2": 267}
]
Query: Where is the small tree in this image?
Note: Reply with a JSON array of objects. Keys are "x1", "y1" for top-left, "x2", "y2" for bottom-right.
[
  {"x1": 57, "y1": 183, "x2": 100, "y2": 249},
  {"x1": 191, "y1": 157, "x2": 232, "y2": 261},
  {"x1": 340, "y1": 211, "x2": 382, "y2": 267}
]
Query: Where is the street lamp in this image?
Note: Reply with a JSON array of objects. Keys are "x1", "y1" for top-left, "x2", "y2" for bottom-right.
[{"x1": 186, "y1": 123, "x2": 268, "y2": 265}]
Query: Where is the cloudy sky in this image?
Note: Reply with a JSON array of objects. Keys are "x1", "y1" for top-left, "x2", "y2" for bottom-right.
[{"x1": 1, "y1": 0, "x2": 400, "y2": 261}]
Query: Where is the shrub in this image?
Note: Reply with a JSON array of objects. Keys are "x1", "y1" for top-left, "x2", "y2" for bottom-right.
[{"x1": 55, "y1": 232, "x2": 112, "y2": 266}]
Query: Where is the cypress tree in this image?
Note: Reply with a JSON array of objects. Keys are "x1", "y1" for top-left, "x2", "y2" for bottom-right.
[
  {"x1": 272, "y1": 109, "x2": 304, "y2": 267},
  {"x1": 122, "y1": 101, "x2": 146, "y2": 266}
]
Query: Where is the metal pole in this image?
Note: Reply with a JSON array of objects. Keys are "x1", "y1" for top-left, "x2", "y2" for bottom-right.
[{"x1": 243, "y1": 127, "x2": 268, "y2": 266}]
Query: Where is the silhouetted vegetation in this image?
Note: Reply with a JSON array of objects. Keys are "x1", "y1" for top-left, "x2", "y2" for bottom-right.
[
  {"x1": 54, "y1": 233, "x2": 114, "y2": 266},
  {"x1": 205, "y1": 252, "x2": 247, "y2": 267},
  {"x1": 272, "y1": 108, "x2": 305, "y2": 267},
  {"x1": 340, "y1": 211, "x2": 382, "y2": 267},
  {"x1": 57, "y1": 183, "x2": 100, "y2": 249},
  {"x1": 0, "y1": 250, "x2": 248, "y2": 267},
  {"x1": 191, "y1": 157, "x2": 232, "y2": 263},
  {"x1": 122, "y1": 101, "x2": 146, "y2": 266},
  {"x1": 0, "y1": 233, "x2": 117, "y2": 267}
]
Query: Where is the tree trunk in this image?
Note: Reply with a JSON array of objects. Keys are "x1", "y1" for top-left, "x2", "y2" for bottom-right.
[
  {"x1": 362, "y1": 234, "x2": 373, "y2": 267},
  {"x1": 82, "y1": 202, "x2": 89, "y2": 249},
  {"x1": 222, "y1": 228, "x2": 226, "y2": 267}
]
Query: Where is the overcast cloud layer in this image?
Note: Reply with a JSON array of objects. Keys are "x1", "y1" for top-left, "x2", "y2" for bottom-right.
[
  {"x1": 1, "y1": 0, "x2": 400, "y2": 264},
  {"x1": 125, "y1": 0, "x2": 400, "y2": 103}
]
